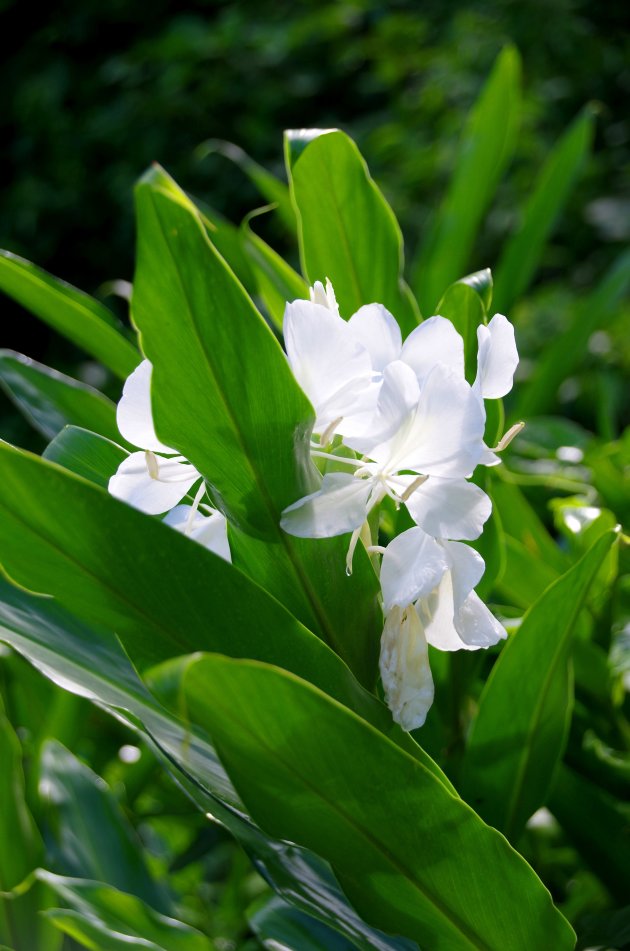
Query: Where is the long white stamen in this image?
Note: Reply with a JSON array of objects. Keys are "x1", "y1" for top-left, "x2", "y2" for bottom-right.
[
  {"x1": 345, "y1": 526, "x2": 362, "y2": 576},
  {"x1": 318, "y1": 416, "x2": 343, "y2": 447},
  {"x1": 493, "y1": 421, "x2": 525, "y2": 452},
  {"x1": 311, "y1": 450, "x2": 365, "y2": 468},
  {"x1": 400, "y1": 474, "x2": 428, "y2": 502},
  {"x1": 366, "y1": 545, "x2": 387, "y2": 555},
  {"x1": 185, "y1": 480, "x2": 207, "y2": 535}
]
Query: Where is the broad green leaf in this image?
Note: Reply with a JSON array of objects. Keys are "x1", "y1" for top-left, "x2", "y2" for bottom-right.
[
  {"x1": 241, "y1": 212, "x2": 308, "y2": 332},
  {"x1": 0, "y1": 581, "x2": 433, "y2": 950},
  {"x1": 549, "y1": 765, "x2": 630, "y2": 904},
  {"x1": 197, "y1": 200, "x2": 257, "y2": 296},
  {"x1": 39, "y1": 740, "x2": 170, "y2": 911},
  {"x1": 0, "y1": 350, "x2": 120, "y2": 443},
  {"x1": 492, "y1": 479, "x2": 570, "y2": 575},
  {"x1": 436, "y1": 277, "x2": 487, "y2": 383},
  {"x1": 43, "y1": 426, "x2": 127, "y2": 489},
  {"x1": 461, "y1": 531, "x2": 617, "y2": 840},
  {"x1": 516, "y1": 249, "x2": 630, "y2": 418},
  {"x1": 197, "y1": 138, "x2": 297, "y2": 233},
  {"x1": 248, "y1": 894, "x2": 359, "y2": 951},
  {"x1": 39, "y1": 872, "x2": 214, "y2": 951},
  {"x1": 0, "y1": 251, "x2": 139, "y2": 380},
  {"x1": 285, "y1": 129, "x2": 419, "y2": 334},
  {"x1": 412, "y1": 47, "x2": 521, "y2": 314},
  {"x1": 132, "y1": 165, "x2": 380, "y2": 681},
  {"x1": 184, "y1": 655, "x2": 575, "y2": 951},
  {"x1": 492, "y1": 107, "x2": 595, "y2": 314},
  {"x1": 0, "y1": 444, "x2": 442, "y2": 777}
]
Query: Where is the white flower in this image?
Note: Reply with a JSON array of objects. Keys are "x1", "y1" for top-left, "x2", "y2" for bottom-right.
[
  {"x1": 380, "y1": 604, "x2": 434, "y2": 732},
  {"x1": 108, "y1": 360, "x2": 201, "y2": 515},
  {"x1": 380, "y1": 527, "x2": 507, "y2": 652},
  {"x1": 281, "y1": 361, "x2": 486, "y2": 557},
  {"x1": 108, "y1": 360, "x2": 231, "y2": 561}
]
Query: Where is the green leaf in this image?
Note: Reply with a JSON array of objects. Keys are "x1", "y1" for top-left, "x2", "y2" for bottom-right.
[
  {"x1": 516, "y1": 249, "x2": 630, "y2": 418},
  {"x1": 461, "y1": 531, "x2": 617, "y2": 840},
  {"x1": 43, "y1": 426, "x2": 127, "y2": 488},
  {"x1": 412, "y1": 47, "x2": 521, "y2": 314},
  {"x1": 549, "y1": 765, "x2": 630, "y2": 904},
  {"x1": 184, "y1": 655, "x2": 575, "y2": 951},
  {"x1": 39, "y1": 740, "x2": 170, "y2": 911},
  {"x1": 435, "y1": 277, "x2": 487, "y2": 383},
  {"x1": 285, "y1": 129, "x2": 420, "y2": 334},
  {"x1": 197, "y1": 138, "x2": 297, "y2": 233},
  {"x1": 0, "y1": 444, "x2": 440, "y2": 776},
  {"x1": 248, "y1": 894, "x2": 359, "y2": 951},
  {"x1": 0, "y1": 351, "x2": 120, "y2": 443},
  {"x1": 492, "y1": 107, "x2": 595, "y2": 314},
  {"x1": 0, "y1": 580, "x2": 434, "y2": 950},
  {"x1": 132, "y1": 165, "x2": 380, "y2": 681},
  {"x1": 0, "y1": 251, "x2": 139, "y2": 380},
  {"x1": 40, "y1": 872, "x2": 214, "y2": 951},
  {"x1": 241, "y1": 212, "x2": 308, "y2": 332}
]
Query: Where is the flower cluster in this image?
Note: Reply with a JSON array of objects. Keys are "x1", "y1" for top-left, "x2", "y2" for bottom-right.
[
  {"x1": 108, "y1": 359, "x2": 231, "y2": 562},
  {"x1": 281, "y1": 280, "x2": 520, "y2": 731}
]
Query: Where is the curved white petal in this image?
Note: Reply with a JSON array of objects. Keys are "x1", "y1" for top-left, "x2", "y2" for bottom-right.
[
  {"x1": 280, "y1": 472, "x2": 373, "y2": 538},
  {"x1": 441, "y1": 540, "x2": 485, "y2": 609},
  {"x1": 344, "y1": 361, "x2": 420, "y2": 455},
  {"x1": 419, "y1": 571, "x2": 466, "y2": 651},
  {"x1": 108, "y1": 452, "x2": 199, "y2": 515},
  {"x1": 163, "y1": 505, "x2": 231, "y2": 561},
  {"x1": 283, "y1": 299, "x2": 372, "y2": 429},
  {"x1": 380, "y1": 604, "x2": 434, "y2": 731},
  {"x1": 454, "y1": 591, "x2": 507, "y2": 648},
  {"x1": 475, "y1": 313, "x2": 519, "y2": 399},
  {"x1": 401, "y1": 315, "x2": 465, "y2": 383},
  {"x1": 405, "y1": 478, "x2": 492, "y2": 541},
  {"x1": 116, "y1": 359, "x2": 174, "y2": 453},
  {"x1": 347, "y1": 303, "x2": 402, "y2": 372},
  {"x1": 371, "y1": 364, "x2": 485, "y2": 478},
  {"x1": 380, "y1": 526, "x2": 450, "y2": 613}
]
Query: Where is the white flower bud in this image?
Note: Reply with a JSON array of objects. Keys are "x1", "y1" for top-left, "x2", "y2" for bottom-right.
[{"x1": 379, "y1": 604, "x2": 434, "y2": 732}]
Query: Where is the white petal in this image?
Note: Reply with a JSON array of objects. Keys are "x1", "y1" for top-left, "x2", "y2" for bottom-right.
[
  {"x1": 405, "y1": 478, "x2": 492, "y2": 540},
  {"x1": 116, "y1": 359, "x2": 174, "y2": 453},
  {"x1": 380, "y1": 604, "x2": 434, "y2": 731},
  {"x1": 441, "y1": 540, "x2": 485, "y2": 610},
  {"x1": 372, "y1": 364, "x2": 485, "y2": 478},
  {"x1": 283, "y1": 299, "x2": 372, "y2": 430},
  {"x1": 310, "y1": 279, "x2": 339, "y2": 315},
  {"x1": 380, "y1": 527, "x2": 450, "y2": 613},
  {"x1": 344, "y1": 361, "x2": 420, "y2": 455},
  {"x1": 280, "y1": 472, "x2": 373, "y2": 538},
  {"x1": 401, "y1": 315, "x2": 465, "y2": 382},
  {"x1": 164, "y1": 505, "x2": 231, "y2": 561},
  {"x1": 108, "y1": 452, "x2": 199, "y2": 515},
  {"x1": 454, "y1": 591, "x2": 507, "y2": 648},
  {"x1": 475, "y1": 313, "x2": 519, "y2": 399},
  {"x1": 347, "y1": 303, "x2": 402, "y2": 372}
]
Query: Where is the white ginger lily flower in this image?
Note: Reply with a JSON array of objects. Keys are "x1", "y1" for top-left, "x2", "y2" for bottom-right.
[
  {"x1": 108, "y1": 360, "x2": 231, "y2": 560},
  {"x1": 378, "y1": 526, "x2": 506, "y2": 731},
  {"x1": 281, "y1": 360, "x2": 486, "y2": 566}
]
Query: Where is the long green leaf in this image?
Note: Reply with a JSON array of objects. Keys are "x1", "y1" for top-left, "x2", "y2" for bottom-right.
[
  {"x1": 39, "y1": 740, "x2": 169, "y2": 910},
  {"x1": 0, "y1": 444, "x2": 442, "y2": 777},
  {"x1": 285, "y1": 129, "x2": 419, "y2": 334},
  {"x1": 132, "y1": 165, "x2": 380, "y2": 681},
  {"x1": 0, "y1": 251, "x2": 139, "y2": 379},
  {"x1": 492, "y1": 107, "x2": 595, "y2": 314},
  {"x1": 0, "y1": 581, "x2": 428, "y2": 951},
  {"x1": 412, "y1": 47, "x2": 521, "y2": 314},
  {"x1": 0, "y1": 350, "x2": 120, "y2": 443},
  {"x1": 40, "y1": 872, "x2": 214, "y2": 951},
  {"x1": 461, "y1": 531, "x2": 617, "y2": 840},
  {"x1": 43, "y1": 426, "x2": 127, "y2": 488},
  {"x1": 241, "y1": 212, "x2": 308, "y2": 332},
  {"x1": 184, "y1": 655, "x2": 575, "y2": 951}
]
